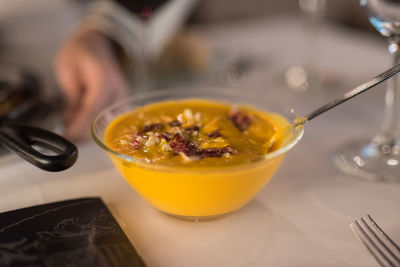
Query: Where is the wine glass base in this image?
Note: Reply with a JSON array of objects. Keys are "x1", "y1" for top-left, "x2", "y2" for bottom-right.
[{"x1": 333, "y1": 139, "x2": 400, "y2": 182}]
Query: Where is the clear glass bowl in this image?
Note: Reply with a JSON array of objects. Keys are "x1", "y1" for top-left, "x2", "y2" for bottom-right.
[{"x1": 91, "y1": 87, "x2": 304, "y2": 220}]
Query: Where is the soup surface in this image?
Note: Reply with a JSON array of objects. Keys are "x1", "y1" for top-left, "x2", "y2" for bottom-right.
[{"x1": 105, "y1": 99, "x2": 289, "y2": 167}]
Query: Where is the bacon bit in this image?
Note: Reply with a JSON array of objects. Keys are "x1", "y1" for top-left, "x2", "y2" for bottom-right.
[
  {"x1": 142, "y1": 123, "x2": 164, "y2": 132},
  {"x1": 184, "y1": 142, "x2": 199, "y2": 157},
  {"x1": 230, "y1": 110, "x2": 252, "y2": 131},
  {"x1": 169, "y1": 120, "x2": 182, "y2": 127},
  {"x1": 208, "y1": 129, "x2": 222, "y2": 138},
  {"x1": 161, "y1": 131, "x2": 172, "y2": 141},
  {"x1": 184, "y1": 125, "x2": 200, "y2": 134},
  {"x1": 196, "y1": 146, "x2": 236, "y2": 158},
  {"x1": 197, "y1": 148, "x2": 222, "y2": 158}
]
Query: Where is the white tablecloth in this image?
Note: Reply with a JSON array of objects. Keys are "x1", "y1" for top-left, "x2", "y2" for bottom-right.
[{"x1": 1, "y1": 15, "x2": 400, "y2": 267}]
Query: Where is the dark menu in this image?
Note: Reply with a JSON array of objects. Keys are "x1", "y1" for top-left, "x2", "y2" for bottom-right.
[{"x1": 0, "y1": 198, "x2": 145, "y2": 267}]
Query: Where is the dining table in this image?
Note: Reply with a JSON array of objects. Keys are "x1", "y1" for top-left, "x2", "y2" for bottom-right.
[{"x1": 1, "y1": 14, "x2": 400, "y2": 267}]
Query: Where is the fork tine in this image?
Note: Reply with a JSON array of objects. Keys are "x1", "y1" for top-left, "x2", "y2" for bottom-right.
[
  {"x1": 360, "y1": 216, "x2": 400, "y2": 267},
  {"x1": 366, "y1": 215, "x2": 400, "y2": 255},
  {"x1": 350, "y1": 220, "x2": 389, "y2": 267},
  {"x1": 349, "y1": 215, "x2": 400, "y2": 267}
]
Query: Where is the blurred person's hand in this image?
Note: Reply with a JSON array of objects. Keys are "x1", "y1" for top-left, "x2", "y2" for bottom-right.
[{"x1": 55, "y1": 31, "x2": 129, "y2": 141}]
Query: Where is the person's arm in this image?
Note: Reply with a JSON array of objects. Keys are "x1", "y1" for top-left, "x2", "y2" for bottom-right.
[
  {"x1": 76, "y1": 0, "x2": 199, "y2": 66},
  {"x1": 54, "y1": 0, "x2": 198, "y2": 141},
  {"x1": 55, "y1": 30, "x2": 129, "y2": 141}
]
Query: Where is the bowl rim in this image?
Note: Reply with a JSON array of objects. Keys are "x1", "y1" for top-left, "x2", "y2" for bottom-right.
[{"x1": 91, "y1": 87, "x2": 304, "y2": 173}]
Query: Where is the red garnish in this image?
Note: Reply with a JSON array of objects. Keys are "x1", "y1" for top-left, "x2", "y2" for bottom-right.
[
  {"x1": 169, "y1": 133, "x2": 187, "y2": 153},
  {"x1": 132, "y1": 139, "x2": 141, "y2": 150},
  {"x1": 169, "y1": 133, "x2": 236, "y2": 159},
  {"x1": 130, "y1": 116, "x2": 238, "y2": 160},
  {"x1": 170, "y1": 141, "x2": 186, "y2": 153},
  {"x1": 174, "y1": 133, "x2": 186, "y2": 143},
  {"x1": 230, "y1": 110, "x2": 252, "y2": 131},
  {"x1": 170, "y1": 134, "x2": 197, "y2": 157},
  {"x1": 132, "y1": 132, "x2": 143, "y2": 150}
]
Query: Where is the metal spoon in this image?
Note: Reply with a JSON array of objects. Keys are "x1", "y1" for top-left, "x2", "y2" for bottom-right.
[{"x1": 266, "y1": 63, "x2": 400, "y2": 150}]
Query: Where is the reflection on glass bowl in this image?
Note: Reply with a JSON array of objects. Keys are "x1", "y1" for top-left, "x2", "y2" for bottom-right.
[{"x1": 91, "y1": 88, "x2": 304, "y2": 220}]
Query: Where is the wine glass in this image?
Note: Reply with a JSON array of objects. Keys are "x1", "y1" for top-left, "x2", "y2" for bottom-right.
[
  {"x1": 334, "y1": 0, "x2": 400, "y2": 181},
  {"x1": 284, "y1": 0, "x2": 328, "y2": 92}
]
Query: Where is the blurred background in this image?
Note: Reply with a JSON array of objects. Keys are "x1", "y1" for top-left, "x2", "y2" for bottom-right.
[
  {"x1": 0, "y1": 0, "x2": 389, "y2": 141},
  {"x1": 191, "y1": 0, "x2": 370, "y2": 29},
  {"x1": 0, "y1": 0, "x2": 380, "y2": 91}
]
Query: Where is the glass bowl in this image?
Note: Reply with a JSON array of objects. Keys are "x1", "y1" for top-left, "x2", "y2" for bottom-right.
[{"x1": 91, "y1": 87, "x2": 304, "y2": 220}]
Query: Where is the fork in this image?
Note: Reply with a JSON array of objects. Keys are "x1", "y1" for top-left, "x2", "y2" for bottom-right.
[{"x1": 349, "y1": 215, "x2": 400, "y2": 267}]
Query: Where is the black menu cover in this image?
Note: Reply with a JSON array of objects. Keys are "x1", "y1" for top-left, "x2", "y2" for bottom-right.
[{"x1": 0, "y1": 198, "x2": 146, "y2": 267}]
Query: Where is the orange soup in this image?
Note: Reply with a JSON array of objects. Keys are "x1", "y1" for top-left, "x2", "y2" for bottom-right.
[
  {"x1": 106, "y1": 99, "x2": 288, "y2": 167},
  {"x1": 103, "y1": 99, "x2": 292, "y2": 217}
]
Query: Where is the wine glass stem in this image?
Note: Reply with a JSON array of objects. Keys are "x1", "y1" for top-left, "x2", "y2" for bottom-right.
[
  {"x1": 381, "y1": 36, "x2": 400, "y2": 142},
  {"x1": 301, "y1": 0, "x2": 326, "y2": 70}
]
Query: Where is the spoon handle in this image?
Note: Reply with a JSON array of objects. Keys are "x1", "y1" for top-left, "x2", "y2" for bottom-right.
[{"x1": 305, "y1": 64, "x2": 400, "y2": 122}]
